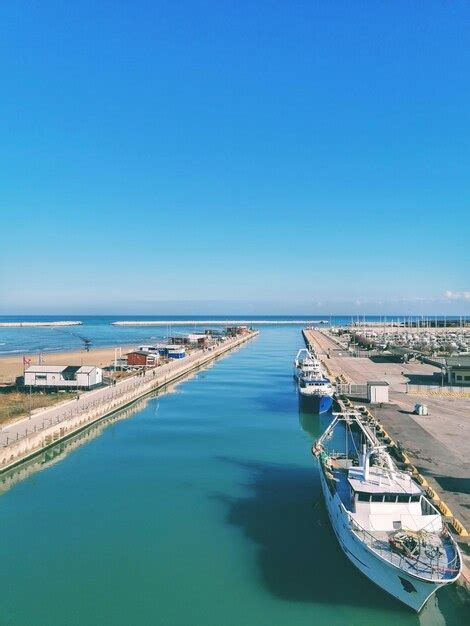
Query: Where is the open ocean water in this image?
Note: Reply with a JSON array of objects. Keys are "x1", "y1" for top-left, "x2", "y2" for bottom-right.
[
  {"x1": 0, "y1": 321, "x2": 467, "y2": 625},
  {"x1": 0, "y1": 314, "x2": 460, "y2": 356}
]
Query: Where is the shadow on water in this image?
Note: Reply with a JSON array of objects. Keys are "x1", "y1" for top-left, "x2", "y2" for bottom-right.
[{"x1": 214, "y1": 456, "x2": 415, "y2": 615}]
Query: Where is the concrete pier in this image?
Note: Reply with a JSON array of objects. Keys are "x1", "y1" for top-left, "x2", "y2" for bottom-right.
[{"x1": 0, "y1": 330, "x2": 258, "y2": 473}]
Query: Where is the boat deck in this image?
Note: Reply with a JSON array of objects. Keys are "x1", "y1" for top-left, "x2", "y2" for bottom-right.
[
  {"x1": 351, "y1": 525, "x2": 459, "y2": 581},
  {"x1": 329, "y1": 467, "x2": 459, "y2": 581}
]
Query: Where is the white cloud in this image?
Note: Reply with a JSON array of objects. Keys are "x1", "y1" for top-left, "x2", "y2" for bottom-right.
[{"x1": 444, "y1": 290, "x2": 470, "y2": 301}]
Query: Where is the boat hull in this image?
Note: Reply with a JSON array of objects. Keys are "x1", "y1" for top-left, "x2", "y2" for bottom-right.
[
  {"x1": 299, "y1": 392, "x2": 333, "y2": 414},
  {"x1": 318, "y1": 469, "x2": 447, "y2": 611}
]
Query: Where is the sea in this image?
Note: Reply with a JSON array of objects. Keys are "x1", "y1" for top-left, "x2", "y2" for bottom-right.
[
  {"x1": 0, "y1": 317, "x2": 467, "y2": 625},
  {"x1": 0, "y1": 314, "x2": 460, "y2": 357}
]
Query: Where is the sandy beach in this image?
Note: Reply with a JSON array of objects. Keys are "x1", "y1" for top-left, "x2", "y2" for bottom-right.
[{"x1": 0, "y1": 345, "x2": 133, "y2": 384}]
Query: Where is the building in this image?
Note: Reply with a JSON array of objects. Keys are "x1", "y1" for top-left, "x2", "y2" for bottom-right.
[
  {"x1": 367, "y1": 381, "x2": 389, "y2": 404},
  {"x1": 138, "y1": 345, "x2": 161, "y2": 355},
  {"x1": 167, "y1": 347, "x2": 186, "y2": 359},
  {"x1": 169, "y1": 333, "x2": 210, "y2": 347},
  {"x1": 444, "y1": 356, "x2": 470, "y2": 385},
  {"x1": 126, "y1": 351, "x2": 159, "y2": 368},
  {"x1": 205, "y1": 328, "x2": 225, "y2": 337},
  {"x1": 225, "y1": 326, "x2": 250, "y2": 337},
  {"x1": 24, "y1": 365, "x2": 103, "y2": 389}
]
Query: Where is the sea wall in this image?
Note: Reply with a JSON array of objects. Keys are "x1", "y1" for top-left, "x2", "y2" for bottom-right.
[{"x1": 0, "y1": 331, "x2": 258, "y2": 471}]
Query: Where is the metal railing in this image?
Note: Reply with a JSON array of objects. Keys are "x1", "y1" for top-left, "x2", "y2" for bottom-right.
[
  {"x1": 405, "y1": 384, "x2": 469, "y2": 397},
  {"x1": 347, "y1": 514, "x2": 460, "y2": 580},
  {"x1": 336, "y1": 383, "x2": 368, "y2": 397},
  {"x1": 0, "y1": 334, "x2": 255, "y2": 463}
]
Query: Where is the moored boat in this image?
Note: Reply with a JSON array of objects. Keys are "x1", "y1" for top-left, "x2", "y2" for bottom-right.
[
  {"x1": 293, "y1": 349, "x2": 323, "y2": 379},
  {"x1": 298, "y1": 374, "x2": 334, "y2": 413},
  {"x1": 312, "y1": 412, "x2": 461, "y2": 611}
]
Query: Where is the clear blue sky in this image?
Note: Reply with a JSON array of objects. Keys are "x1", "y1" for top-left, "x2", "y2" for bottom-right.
[{"x1": 0, "y1": 1, "x2": 469, "y2": 315}]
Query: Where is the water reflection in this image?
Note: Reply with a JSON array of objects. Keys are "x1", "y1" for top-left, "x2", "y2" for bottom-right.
[
  {"x1": 0, "y1": 369, "x2": 199, "y2": 495},
  {"x1": 297, "y1": 397, "x2": 332, "y2": 440},
  {"x1": 0, "y1": 395, "x2": 149, "y2": 495}
]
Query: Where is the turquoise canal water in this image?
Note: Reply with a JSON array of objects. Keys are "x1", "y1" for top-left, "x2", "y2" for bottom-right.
[{"x1": 0, "y1": 327, "x2": 467, "y2": 626}]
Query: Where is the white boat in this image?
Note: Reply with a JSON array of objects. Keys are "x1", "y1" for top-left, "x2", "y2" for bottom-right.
[
  {"x1": 298, "y1": 374, "x2": 334, "y2": 413},
  {"x1": 312, "y1": 412, "x2": 461, "y2": 611},
  {"x1": 293, "y1": 349, "x2": 323, "y2": 380}
]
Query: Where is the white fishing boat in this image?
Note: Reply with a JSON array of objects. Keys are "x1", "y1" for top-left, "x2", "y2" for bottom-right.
[
  {"x1": 293, "y1": 349, "x2": 323, "y2": 380},
  {"x1": 312, "y1": 412, "x2": 461, "y2": 611},
  {"x1": 298, "y1": 373, "x2": 334, "y2": 413}
]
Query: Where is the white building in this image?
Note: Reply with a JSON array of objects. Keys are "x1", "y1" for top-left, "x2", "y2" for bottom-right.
[
  {"x1": 24, "y1": 365, "x2": 103, "y2": 389},
  {"x1": 367, "y1": 381, "x2": 389, "y2": 404}
]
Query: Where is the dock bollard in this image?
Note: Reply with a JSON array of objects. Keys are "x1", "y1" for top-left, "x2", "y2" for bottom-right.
[
  {"x1": 437, "y1": 500, "x2": 453, "y2": 517},
  {"x1": 425, "y1": 486, "x2": 437, "y2": 499},
  {"x1": 452, "y1": 517, "x2": 469, "y2": 536}
]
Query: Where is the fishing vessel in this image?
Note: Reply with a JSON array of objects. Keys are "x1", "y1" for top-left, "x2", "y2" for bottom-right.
[
  {"x1": 312, "y1": 412, "x2": 461, "y2": 611},
  {"x1": 298, "y1": 374, "x2": 334, "y2": 413},
  {"x1": 293, "y1": 349, "x2": 323, "y2": 379}
]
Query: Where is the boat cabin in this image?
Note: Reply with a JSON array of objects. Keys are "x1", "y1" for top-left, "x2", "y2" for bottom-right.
[{"x1": 335, "y1": 451, "x2": 442, "y2": 534}]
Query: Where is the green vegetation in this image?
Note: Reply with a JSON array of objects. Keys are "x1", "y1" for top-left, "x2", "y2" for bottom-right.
[{"x1": 0, "y1": 391, "x2": 67, "y2": 426}]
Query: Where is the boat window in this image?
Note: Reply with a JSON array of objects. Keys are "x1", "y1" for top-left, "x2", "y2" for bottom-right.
[
  {"x1": 410, "y1": 495, "x2": 420, "y2": 502},
  {"x1": 371, "y1": 494, "x2": 383, "y2": 502},
  {"x1": 384, "y1": 495, "x2": 397, "y2": 503},
  {"x1": 357, "y1": 493, "x2": 370, "y2": 502},
  {"x1": 397, "y1": 495, "x2": 409, "y2": 503}
]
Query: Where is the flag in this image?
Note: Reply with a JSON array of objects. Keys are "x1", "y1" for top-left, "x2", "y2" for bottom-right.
[
  {"x1": 23, "y1": 356, "x2": 31, "y2": 368},
  {"x1": 39, "y1": 353, "x2": 45, "y2": 364}
]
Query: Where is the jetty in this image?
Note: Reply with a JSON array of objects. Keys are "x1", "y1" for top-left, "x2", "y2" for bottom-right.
[
  {"x1": 0, "y1": 321, "x2": 82, "y2": 327},
  {"x1": 0, "y1": 330, "x2": 258, "y2": 472}
]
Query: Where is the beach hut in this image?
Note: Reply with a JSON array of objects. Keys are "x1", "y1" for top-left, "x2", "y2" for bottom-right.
[{"x1": 23, "y1": 365, "x2": 103, "y2": 389}]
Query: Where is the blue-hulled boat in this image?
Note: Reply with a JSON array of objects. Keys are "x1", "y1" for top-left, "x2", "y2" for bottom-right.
[{"x1": 298, "y1": 374, "x2": 334, "y2": 413}]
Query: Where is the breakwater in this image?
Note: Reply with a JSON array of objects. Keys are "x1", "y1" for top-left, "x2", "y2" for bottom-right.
[
  {"x1": 0, "y1": 330, "x2": 258, "y2": 472},
  {"x1": 113, "y1": 319, "x2": 328, "y2": 326}
]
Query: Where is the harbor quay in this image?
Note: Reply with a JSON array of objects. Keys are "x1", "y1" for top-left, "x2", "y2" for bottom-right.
[
  {"x1": 303, "y1": 327, "x2": 470, "y2": 594},
  {"x1": 0, "y1": 330, "x2": 259, "y2": 473}
]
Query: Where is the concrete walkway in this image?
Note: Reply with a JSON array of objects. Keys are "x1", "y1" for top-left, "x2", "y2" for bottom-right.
[{"x1": 0, "y1": 332, "x2": 258, "y2": 467}]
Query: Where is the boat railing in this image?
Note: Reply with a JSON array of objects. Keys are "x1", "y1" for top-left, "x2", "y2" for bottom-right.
[{"x1": 347, "y1": 514, "x2": 460, "y2": 580}]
